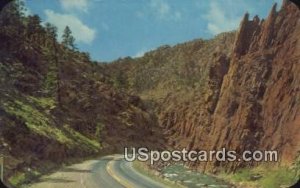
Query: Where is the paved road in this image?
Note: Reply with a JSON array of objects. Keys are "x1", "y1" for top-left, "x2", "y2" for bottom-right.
[{"x1": 27, "y1": 155, "x2": 166, "y2": 188}]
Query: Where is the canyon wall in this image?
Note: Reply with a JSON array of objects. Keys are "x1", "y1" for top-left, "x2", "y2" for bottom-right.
[
  {"x1": 90, "y1": 0, "x2": 300, "y2": 173},
  {"x1": 159, "y1": 1, "x2": 300, "y2": 171}
]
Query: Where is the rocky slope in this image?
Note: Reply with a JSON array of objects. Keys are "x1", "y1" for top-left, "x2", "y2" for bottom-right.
[
  {"x1": 208, "y1": 1, "x2": 300, "y2": 170},
  {"x1": 161, "y1": 1, "x2": 300, "y2": 171},
  {"x1": 106, "y1": 0, "x2": 300, "y2": 172},
  {"x1": 0, "y1": 2, "x2": 164, "y2": 186}
]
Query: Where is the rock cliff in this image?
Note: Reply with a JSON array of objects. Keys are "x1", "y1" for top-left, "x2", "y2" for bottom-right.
[
  {"x1": 106, "y1": 1, "x2": 300, "y2": 172},
  {"x1": 159, "y1": 1, "x2": 300, "y2": 171}
]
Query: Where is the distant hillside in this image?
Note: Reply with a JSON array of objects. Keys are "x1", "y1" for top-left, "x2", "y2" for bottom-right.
[{"x1": 104, "y1": 32, "x2": 235, "y2": 103}]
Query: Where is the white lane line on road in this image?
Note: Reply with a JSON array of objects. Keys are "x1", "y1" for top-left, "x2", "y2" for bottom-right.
[{"x1": 80, "y1": 173, "x2": 87, "y2": 188}]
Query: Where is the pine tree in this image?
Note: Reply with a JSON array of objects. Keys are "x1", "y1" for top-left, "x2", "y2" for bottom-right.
[
  {"x1": 27, "y1": 14, "x2": 44, "y2": 43},
  {"x1": 62, "y1": 26, "x2": 76, "y2": 50},
  {"x1": 45, "y1": 22, "x2": 57, "y2": 40},
  {"x1": 27, "y1": 15, "x2": 42, "y2": 34},
  {"x1": 45, "y1": 23, "x2": 61, "y2": 105}
]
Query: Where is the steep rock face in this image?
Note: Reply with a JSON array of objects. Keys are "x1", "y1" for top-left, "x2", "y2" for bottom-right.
[
  {"x1": 210, "y1": 1, "x2": 300, "y2": 169},
  {"x1": 159, "y1": 52, "x2": 231, "y2": 151},
  {"x1": 159, "y1": 1, "x2": 300, "y2": 172}
]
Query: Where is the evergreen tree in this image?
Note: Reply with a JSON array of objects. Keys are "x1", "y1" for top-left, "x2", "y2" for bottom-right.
[
  {"x1": 62, "y1": 26, "x2": 76, "y2": 50},
  {"x1": 27, "y1": 14, "x2": 44, "y2": 44},
  {"x1": 27, "y1": 14, "x2": 42, "y2": 35},
  {"x1": 44, "y1": 23, "x2": 61, "y2": 105},
  {"x1": 45, "y1": 22, "x2": 57, "y2": 40}
]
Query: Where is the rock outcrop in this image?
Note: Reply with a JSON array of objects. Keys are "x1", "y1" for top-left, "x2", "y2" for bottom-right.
[
  {"x1": 159, "y1": 1, "x2": 300, "y2": 172},
  {"x1": 210, "y1": 1, "x2": 300, "y2": 170}
]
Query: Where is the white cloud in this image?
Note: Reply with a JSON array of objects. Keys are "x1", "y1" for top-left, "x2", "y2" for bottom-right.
[
  {"x1": 149, "y1": 0, "x2": 182, "y2": 21},
  {"x1": 59, "y1": 0, "x2": 89, "y2": 12},
  {"x1": 204, "y1": 1, "x2": 242, "y2": 36},
  {"x1": 44, "y1": 10, "x2": 96, "y2": 44},
  {"x1": 134, "y1": 49, "x2": 146, "y2": 58},
  {"x1": 133, "y1": 47, "x2": 155, "y2": 58}
]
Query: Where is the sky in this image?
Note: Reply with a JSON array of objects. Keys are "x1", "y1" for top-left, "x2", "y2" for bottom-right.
[{"x1": 24, "y1": 0, "x2": 282, "y2": 62}]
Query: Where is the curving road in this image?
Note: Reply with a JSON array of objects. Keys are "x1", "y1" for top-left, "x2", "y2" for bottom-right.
[{"x1": 27, "y1": 155, "x2": 166, "y2": 188}]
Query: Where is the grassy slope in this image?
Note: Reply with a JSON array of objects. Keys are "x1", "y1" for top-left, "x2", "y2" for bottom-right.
[{"x1": 219, "y1": 164, "x2": 299, "y2": 188}]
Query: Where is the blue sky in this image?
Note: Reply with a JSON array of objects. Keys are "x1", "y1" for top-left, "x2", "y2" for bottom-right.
[{"x1": 24, "y1": 0, "x2": 282, "y2": 62}]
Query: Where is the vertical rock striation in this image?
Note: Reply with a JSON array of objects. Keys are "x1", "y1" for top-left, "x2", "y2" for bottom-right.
[{"x1": 159, "y1": 1, "x2": 300, "y2": 172}]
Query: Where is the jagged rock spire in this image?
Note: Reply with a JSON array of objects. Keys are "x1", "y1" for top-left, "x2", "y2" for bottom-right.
[
  {"x1": 268, "y1": 3, "x2": 277, "y2": 18},
  {"x1": 253, "y1": 15, "x2": 260, "y2": 24},
  {"x1": 259, "y1": 3, "x2": 278, "y2": 48},
  {"x1": 241, "y1": 12, "x2": 250, "y2": 25}
]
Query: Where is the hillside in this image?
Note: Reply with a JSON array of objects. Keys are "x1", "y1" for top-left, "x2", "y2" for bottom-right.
[
  {"x1": 105, "y1": 32, "x2": 235, "y2": 103},
  {"x1": 0, "y1": 2, "x2": 164, "y2": 187}
]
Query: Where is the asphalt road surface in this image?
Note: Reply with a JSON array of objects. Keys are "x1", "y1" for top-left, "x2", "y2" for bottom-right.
[{"x1": 27, "y1": 155, "x2": 166, "y2": 188}]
